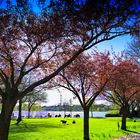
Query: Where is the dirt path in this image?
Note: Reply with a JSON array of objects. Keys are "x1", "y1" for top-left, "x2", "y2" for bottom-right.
[{"x1": 114, "y1": 133, "x2": 140, "y2": 140}]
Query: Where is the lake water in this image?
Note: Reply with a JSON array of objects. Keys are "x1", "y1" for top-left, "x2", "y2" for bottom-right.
[{"x1": 13, "y1": 111, "x2": 107, "y2": 118}]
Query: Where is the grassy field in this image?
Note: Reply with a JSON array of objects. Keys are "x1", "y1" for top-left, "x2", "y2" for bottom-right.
[{"x1": 9, "y1": 117, "x2": 140, "y2": 140}]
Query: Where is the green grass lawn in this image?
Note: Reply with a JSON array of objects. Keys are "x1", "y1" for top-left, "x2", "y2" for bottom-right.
[{"x1": 9, "y1": 117, "x2": 140, "y2": 140}]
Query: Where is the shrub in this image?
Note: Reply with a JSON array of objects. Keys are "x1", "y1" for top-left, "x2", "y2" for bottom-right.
[
  {"x1": 105, "y1": 110, "x2": 120, "y2": 117},
  {"x1": 105, "y1": 113, "x2": 120, "y2": 117}
]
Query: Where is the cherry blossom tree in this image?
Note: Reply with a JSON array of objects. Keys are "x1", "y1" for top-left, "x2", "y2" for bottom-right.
[
  {"x1": 104, "y1": 56, "x2": 140, "y2": 130},
  {"x1": 50, "y1": 52, "x2": 113, "y2": 140}
]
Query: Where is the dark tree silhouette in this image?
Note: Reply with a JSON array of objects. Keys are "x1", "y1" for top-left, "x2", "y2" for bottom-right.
[
  {"x1": 51, "y1": 52, "x2": 114, "y2": 140},
  {"x1": 104, "y1": 55, "x2": 140, "y2": 130}
]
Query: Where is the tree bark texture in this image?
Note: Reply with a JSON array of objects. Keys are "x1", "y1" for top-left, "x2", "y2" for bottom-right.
[
  {"x1": 16, "y1": 99, "x2": 22, "y2": 124},
  {"x1": 121, "y1": 106, "x2": 129, "y2": 130},
  {"x1": 0, "y1": 99, "x2": 16, "y2": 140},
  {"x1": 83, "y1": 108, "x2": 90, "y2": 140}
]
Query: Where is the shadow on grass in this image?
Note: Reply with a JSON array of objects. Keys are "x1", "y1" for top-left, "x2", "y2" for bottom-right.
[{"x1": 10, "y1": 120, "x2": 62, "y2": 134}]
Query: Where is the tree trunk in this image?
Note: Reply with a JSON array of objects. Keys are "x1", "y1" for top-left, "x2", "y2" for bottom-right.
[
  {"x1": 83, "y1": 108, "x2": 90, "y2": 140},
  {"x1": 0, "y1": 99, "x2": 16, "y2": 140},
  {"x1": 16, "y1": 99, "x2": 22, "y2": 124},
  {"x1": 121, "y1": 106, "x2": 129, "y2": 130},
  {"x1": 28, "y1": 108, "x2": 31, "y2": 118},
  {"x1": 121, "y1": 112, "x2": 127, "y2": 130}
]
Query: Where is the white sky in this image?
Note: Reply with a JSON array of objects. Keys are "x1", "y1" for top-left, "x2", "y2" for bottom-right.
[
  {"x1": 45, "y1": 88, "x2": 109, "y2": 106},
  {"x1": 45, "y1": 34, "x2": 132, "y2": 106}
]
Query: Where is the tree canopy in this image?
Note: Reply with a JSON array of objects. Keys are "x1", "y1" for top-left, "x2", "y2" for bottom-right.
[{"x1": 104, "y1": 54, "x2": 140, "y2": 130}]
